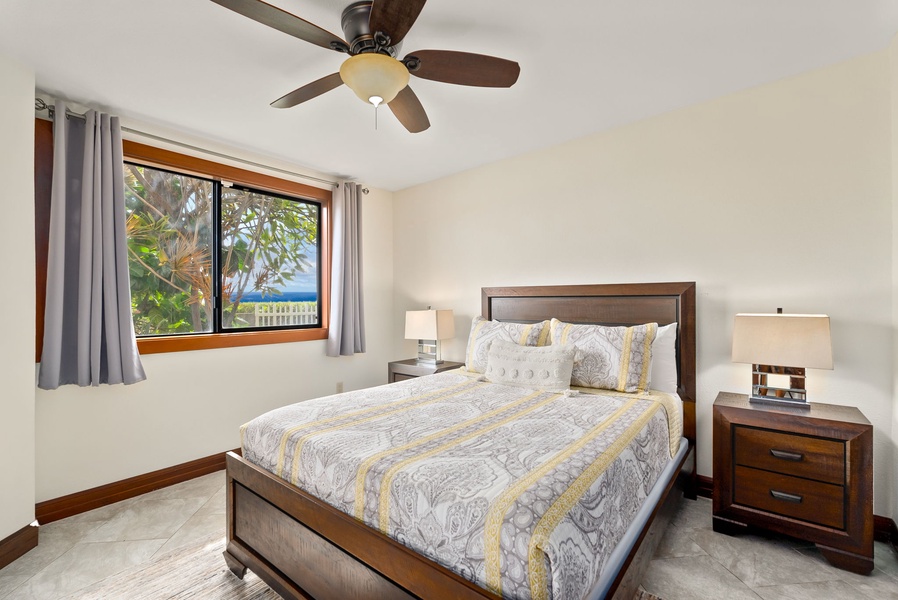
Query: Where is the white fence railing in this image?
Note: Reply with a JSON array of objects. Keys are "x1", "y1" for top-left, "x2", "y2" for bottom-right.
[{"x1": 254, "y1": 302, "x2": 318, "y2": 327}]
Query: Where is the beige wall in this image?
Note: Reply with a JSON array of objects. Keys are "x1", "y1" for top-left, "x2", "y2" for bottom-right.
[
  {"x1": 889, "y1": 35, "x2": 898, "y2": 522},
  {"x1": 394, "y1": 52, "x2": 895, "y2": 515},
  {"x1": 0, "y1": 53, "x2": 36, "y2": 538},
  {"x1": 33, "y1": 153, "x2": 395, "y2": 501},
  {"x1": 10, "y1": 41, "x2": 898, "y2": 529}
]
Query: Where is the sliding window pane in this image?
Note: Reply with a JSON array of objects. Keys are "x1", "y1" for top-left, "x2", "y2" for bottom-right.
[
  {"x1": 220, "y1": 188, "x2": 320, "y2": 330},
  {"x1": 124, "y1": 164, "x2": 214, "y2": 336}
]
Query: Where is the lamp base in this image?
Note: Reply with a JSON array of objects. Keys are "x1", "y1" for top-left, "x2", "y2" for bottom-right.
[
  {"x1": 414, "y1": 358, "x2": 445, "y2": 367},
  {"x1": 749, "y1": 395, "x2": 811, "y2": 409},
  {"x1": 750, "y1": 364, "x2": 809, "y2": 409},
  {"x1": 416, "y1": 339, "x2": 441, "y2": 366}
]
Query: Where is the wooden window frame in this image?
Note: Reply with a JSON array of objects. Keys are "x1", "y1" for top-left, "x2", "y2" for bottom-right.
[{"x1": 35, "y1": 118, "x2": 332, "y2": 359}]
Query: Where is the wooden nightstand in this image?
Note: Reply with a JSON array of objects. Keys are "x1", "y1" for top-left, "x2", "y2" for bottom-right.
[
  {"x1": 712, "y1": 391, "x2": 873, "y2": 574},
  {"x1": 388, "y1": 359, "x2": 464, "y2": 383}
]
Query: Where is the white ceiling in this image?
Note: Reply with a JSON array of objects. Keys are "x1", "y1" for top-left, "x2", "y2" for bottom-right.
[{"x1": 2, "y1": 0, "x2": 897, "y2": 191}]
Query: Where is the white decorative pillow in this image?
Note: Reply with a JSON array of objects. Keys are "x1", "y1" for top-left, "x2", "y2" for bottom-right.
[
  {"x1": 485, "y1": 340, "x2": 576, "y2": 391},
  {"x1": 464, "y1": 317, "x2": 549, "y2": 374},
  {"x1": 650, "y1": 323, "x2": 678, "y2": 393},
  {"x1": 550, "y1": 318, "x2": 657, "y2": 393}
]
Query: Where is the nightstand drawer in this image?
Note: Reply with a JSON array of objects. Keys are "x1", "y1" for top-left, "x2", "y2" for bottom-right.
[
  {"x1": 733, "y1": 465, "x2": 844, "y2": 529},
  {"x1": 734, "y1": 426, "x2": 844, "y2": 485}
]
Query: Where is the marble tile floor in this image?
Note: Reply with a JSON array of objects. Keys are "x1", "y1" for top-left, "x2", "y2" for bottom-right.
[
  {"x1": 642, "y1": 497, "x2": 898, "y2": 600},
  {"x1": 0, "y1": 472, "x2": 227, "y2": 600},
  {"x1": 1, "y1": 473, "x2": 896, "y2": 600}
]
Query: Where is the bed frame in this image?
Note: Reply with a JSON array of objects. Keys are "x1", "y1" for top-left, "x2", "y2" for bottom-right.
[{"x1": 224, "y1": 282, "x2": 697, "y2": 600}]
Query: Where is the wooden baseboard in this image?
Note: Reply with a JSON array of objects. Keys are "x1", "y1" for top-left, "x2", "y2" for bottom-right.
[
  {"x1": 0, "y1": 522, "x2": 39, "y2": 570},
  {"x1": 874, "y1": 514, "x2": 898, "y2": 550},
  {"x1": 36, "y1": 448, "x2": 240, "y2": 524},
  {"x1": 696, "y1": 474, "x2": 713, "y2": 499},
  {"x1": 696, "y1": 474, "x2": 897, "y2": 548}
]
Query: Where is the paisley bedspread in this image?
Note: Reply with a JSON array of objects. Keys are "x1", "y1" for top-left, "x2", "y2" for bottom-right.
[{"x1": 241, "y1": 370, "x2": 682, "y2": 600}]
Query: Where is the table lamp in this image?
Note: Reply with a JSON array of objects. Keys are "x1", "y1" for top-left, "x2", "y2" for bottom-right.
[
  {"x1": 405, "y1": 308, "x2": 455, "y2": 366},
  {"x1": 731, "y1": 311, "x2": 832, "y2": 408}
]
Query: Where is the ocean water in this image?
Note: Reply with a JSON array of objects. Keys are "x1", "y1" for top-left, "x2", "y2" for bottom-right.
[{"x1": 235, "y1": 291, "x2": 317, "y2": 303}]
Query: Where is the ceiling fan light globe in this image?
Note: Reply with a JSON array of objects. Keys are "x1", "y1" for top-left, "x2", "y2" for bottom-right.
[{"x1": 339, "y1": 53, "x2": 410, "y2": 106}]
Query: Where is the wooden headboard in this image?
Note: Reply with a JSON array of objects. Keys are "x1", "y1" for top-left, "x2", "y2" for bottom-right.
[{"x1": 481, "y1": 282, "x2": 697, "y2": 454}]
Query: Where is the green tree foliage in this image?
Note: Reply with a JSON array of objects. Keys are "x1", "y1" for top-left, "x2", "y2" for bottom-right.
[
  {"x1": 123, "y1": 165, "x2": 318, "y2": 335},
  {"x1": 220, "y1": 188, "x2": 317, "y2": 328}
]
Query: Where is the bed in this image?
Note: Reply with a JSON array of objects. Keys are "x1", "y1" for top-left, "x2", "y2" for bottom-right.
[{"x1": 224, "y1": 282, "x2": 697, "y2": 600}]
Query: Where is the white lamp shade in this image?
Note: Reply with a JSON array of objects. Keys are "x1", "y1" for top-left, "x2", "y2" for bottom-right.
[
  {"x1": 732, "y1": 313, "x2": 833, "y2": 370},
  {"x1": 405, "y1": 309, "x2": 455, "y2": 341},
  {"x1": 339, "y1": 53, "x2": 410, "y2": 106}
]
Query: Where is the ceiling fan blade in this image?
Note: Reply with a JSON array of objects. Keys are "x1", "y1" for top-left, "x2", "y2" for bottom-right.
[
  {"x1": 369, "y1": 0, "x2": 426, "y2": 46},
  {"x1": 405, "y1": 50, "x2": 520, "y2": 87},
  {"x1": 210, "y1": 0, "x2": 347, "y2": 52},
  {"x1": 271, "y1": 73, "x2": 344, "y2": 108},
  {"x1": 388, "y1": 86, "x2": 430, "y2": 133}
]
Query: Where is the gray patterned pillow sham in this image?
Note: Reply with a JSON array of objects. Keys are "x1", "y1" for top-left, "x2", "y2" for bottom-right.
[
  {"x1": 464, "y1": 316, "x2": 549, "y2": 373},
  {"x1": 550, "y1": 318, "x2": 658, "y2": 392},
  {"x1": 484, "y1": 340, "x2": 576, "y2": 391}
]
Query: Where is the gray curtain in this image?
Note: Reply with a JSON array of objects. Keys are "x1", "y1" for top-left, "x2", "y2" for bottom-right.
[
  {"x1": 38, "y1": 101, "x2": 146, "y2": 389},
  {"x1": 326, "y1": 182, "x2": 366, "y2": 356}
]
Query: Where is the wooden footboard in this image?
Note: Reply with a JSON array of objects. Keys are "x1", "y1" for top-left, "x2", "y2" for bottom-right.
[
  {"x1": 225, "y1": 452, "x2": 501, "y2": 600},
  {"x1": 225, "y1": 446, "x2": 690, "y2": 600}
]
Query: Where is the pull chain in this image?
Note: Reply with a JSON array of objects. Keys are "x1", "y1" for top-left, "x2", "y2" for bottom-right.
[{"x1": 369, "y1": 96, "x2": 385, "y2": 131}]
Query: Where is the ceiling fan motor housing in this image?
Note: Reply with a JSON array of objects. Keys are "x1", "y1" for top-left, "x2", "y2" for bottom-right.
[{"x1": 341, "y1": 1, "x2": 401, "y2": 56}]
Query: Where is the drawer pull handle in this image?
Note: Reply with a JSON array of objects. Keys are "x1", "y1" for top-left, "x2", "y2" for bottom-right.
[
  {"x1": 770, "y1": 449, "x2": 803, "y2": 462},
  {"x1": 770, "y1": 489, "x2": 803, "y2": 503}
]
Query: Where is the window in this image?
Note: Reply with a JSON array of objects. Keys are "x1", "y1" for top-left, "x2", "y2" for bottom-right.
[
  {"x1": 219, "y1": 186, "x2": 321, "y2": 331},
  {"x1": 124, "y1": 164, "x2": 322, "y2": 336},
  {"x1": 34, "y1": 118, "x2": 332, "y2": 357},
  {"x1": 125, "y1": 165, "x2": 214, "y2": 336}
]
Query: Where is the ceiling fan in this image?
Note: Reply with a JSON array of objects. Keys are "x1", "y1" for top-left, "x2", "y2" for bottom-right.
[{"x1": 210, "y1": 0, "x2": 521, "y2": 133}]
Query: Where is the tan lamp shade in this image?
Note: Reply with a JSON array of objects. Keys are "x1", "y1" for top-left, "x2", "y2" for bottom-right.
[
  {"x1": 405, "y1": 309, "x2": 455, "y2": 341},
  {"x1": 732, "y1": 313, "x2": 833, "y2": 370},
  {"x1": 339, "y1": 53, "x2": 410, "y2": 106}
]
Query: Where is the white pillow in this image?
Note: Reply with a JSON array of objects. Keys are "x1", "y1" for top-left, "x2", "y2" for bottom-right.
[
  {"x1": 484, "y1": 340, "x2": 576, "y2": 391},
  {"x1": 650, "y1": 323, "x2": 678, "y2": 393},
  {"x1": 464, "y1": 316, "x2": 549, "y2": 374}
]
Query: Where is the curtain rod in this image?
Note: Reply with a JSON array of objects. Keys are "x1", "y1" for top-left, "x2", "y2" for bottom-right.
[{"x1": 33, "y1": 98, "x2": 367, "y2": 192}]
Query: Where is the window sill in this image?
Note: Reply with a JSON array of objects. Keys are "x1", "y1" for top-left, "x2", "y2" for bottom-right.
[{"x1": 137, "y1": 328, "x2": 328, "y2": 355}]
